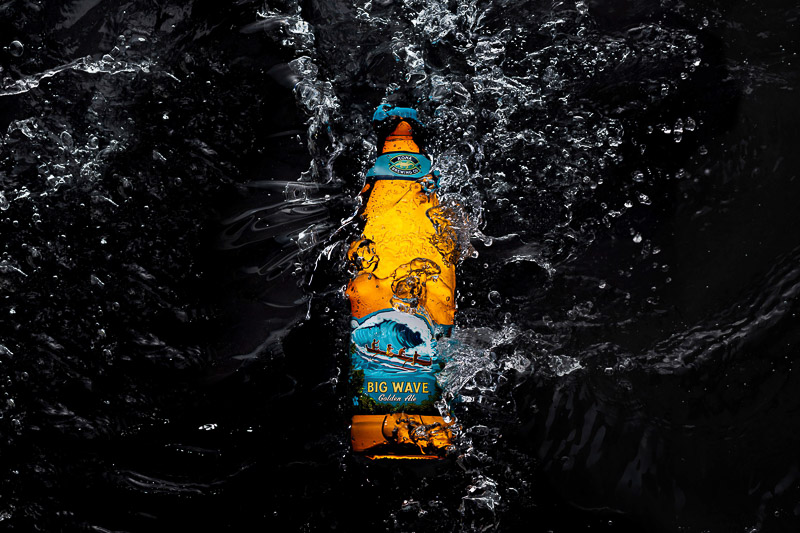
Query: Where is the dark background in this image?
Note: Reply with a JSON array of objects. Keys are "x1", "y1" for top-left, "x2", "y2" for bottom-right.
[{"x1": 1, "y1": 0, "x2": 798, "y2": 531}]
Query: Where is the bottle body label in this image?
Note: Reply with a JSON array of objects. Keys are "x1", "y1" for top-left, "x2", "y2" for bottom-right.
[
  {"x1": 350, "y1": 309, "x2": 443, "y2": 412},
  {"x1": 347, "y1": 146, "x2": 455, "y2": 417}
]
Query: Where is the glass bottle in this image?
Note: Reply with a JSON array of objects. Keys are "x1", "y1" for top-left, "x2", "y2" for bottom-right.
[{"x1": 346, "y1": 105, "x2": 459, "y2": 460}]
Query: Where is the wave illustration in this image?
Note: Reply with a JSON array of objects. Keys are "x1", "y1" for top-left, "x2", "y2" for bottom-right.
[{"x1": 351, "y1": 319, "x2": 424, "y2": 350}]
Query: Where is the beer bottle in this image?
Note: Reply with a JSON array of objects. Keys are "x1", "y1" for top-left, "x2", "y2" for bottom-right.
[{"x1": 346, "y1": 104, "x2": 459, "y2": 459}]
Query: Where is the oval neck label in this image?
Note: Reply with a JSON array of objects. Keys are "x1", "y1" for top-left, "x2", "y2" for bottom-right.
[
  {"x1": 388, "y1": 154, "x2": 422, "y2": 175},
  {"x1": 366, "y1": 152, "x2": 432, "y2": 180}
]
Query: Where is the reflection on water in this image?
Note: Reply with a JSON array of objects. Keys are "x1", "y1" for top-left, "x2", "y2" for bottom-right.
[{"x1": 1, "y1": 0, "x2": 799, "y2": 531}]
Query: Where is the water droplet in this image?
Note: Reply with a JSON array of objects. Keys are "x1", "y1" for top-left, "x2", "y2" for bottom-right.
[
  {"x1": 488, "y1": 290, "x2": 502, "y2": 307},
  {"x1": 632, "y1": 170, "x2": 644, "y2": 182},
  {"x1": 673, "y1": 118, "x2": 684, "y2": 142},
  {"x1": 637, "y1": 193, "x2": 651, "y2": 205},
  {"x1": 8, "y1": 40, "x2": 23, "y2": 57},
  {"x1": 288, "y1": 56, "x2": 318, "y2": 78},
  {"x1": 59, "y1": 131, "x2": 73, "y2": 148}
]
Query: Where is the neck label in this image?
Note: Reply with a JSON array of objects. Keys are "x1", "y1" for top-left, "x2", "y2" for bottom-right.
[{"x1": 367, "y1": 152, "x2": 432, "y2": 180}]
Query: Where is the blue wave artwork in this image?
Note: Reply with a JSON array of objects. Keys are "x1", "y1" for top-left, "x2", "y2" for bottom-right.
[
  {"x1": 350, "y1": 310, "x2": 439, "y2": 375},
  {"x1": 351, "y1": 319, "x2": 423, "y2": 350}
]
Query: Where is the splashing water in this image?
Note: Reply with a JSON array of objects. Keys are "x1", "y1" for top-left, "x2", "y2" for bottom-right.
[{"x1": 1, "y1": 0, "x2": 799, "y2": 532}]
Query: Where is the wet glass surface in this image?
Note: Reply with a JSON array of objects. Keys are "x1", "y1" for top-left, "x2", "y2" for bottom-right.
[{"x1": 1, "y1": 0, "x2": 799, "y2": 531}]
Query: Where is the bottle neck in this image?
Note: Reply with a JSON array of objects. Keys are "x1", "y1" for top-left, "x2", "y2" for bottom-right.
[{"x1": 380, "y1": 120, "x2": 421, "y2": 154}]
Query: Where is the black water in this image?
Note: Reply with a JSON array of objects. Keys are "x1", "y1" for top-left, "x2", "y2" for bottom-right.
[{"x1": 1, "y1": 0, "x2": 799, "y2": 531}]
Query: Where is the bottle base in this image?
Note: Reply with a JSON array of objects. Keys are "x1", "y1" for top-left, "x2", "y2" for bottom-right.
[{"x1": 351, "y1": 413, "x2": 453, "y2": 459}]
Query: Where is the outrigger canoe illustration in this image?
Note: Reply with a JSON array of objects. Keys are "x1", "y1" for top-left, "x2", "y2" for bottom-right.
[{"x1": 364, "y1": 339, "x2": 432, "y2": 367}]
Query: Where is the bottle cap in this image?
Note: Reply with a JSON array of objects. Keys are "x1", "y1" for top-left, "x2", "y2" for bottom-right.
[
  {"x1": 372, "y1": 104, "x2": 423, "y2": 125},
  {"x1": 372, "y1": 104, "x2": 428, "y2": 152}
]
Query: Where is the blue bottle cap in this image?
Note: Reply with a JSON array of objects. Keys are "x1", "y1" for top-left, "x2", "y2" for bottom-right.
[{"x1": 372, "y1": 104, "x2": 423, "y2": 125}]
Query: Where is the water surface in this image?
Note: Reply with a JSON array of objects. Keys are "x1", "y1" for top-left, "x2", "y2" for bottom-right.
[{"x1": 1, "y1": 0, "x2": 799, "y2": 531}]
